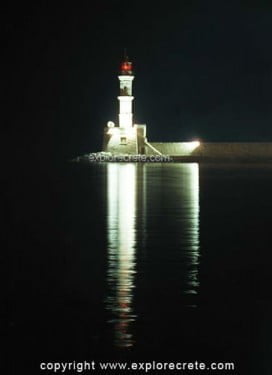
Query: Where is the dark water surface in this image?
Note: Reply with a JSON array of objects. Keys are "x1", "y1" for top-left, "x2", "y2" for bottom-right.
[{"x1": 9, "y1": 163, "x2": 272, "y2": 373}]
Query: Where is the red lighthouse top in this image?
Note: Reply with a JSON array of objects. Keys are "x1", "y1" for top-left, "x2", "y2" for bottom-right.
[{"x1": 120, "y1": 58, "x2": 133, "y2": 75}]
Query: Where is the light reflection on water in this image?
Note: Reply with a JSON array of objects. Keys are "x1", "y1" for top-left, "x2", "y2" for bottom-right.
[
  {"x1": 106, "y1": 163, "x2": 199, "y2": 348},
  {"x1": 106, "y1": 164, "x2": 137, "y2": 348},
  {"x1": 181, "y1": 163, "x2": 200, "y2": 297}
]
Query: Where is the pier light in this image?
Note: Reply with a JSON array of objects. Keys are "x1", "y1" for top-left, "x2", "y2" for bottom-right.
[
  {"x1": 184, "y1": 140, "x2": 201, "y2": 153},
  {"x1": 191, "y1": 140, "x2": 200, "y2": 148}
]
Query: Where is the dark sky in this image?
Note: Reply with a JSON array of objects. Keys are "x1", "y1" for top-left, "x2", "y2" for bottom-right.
[{"x1": 4, "y1": 1, "x2": 272, "y2": 166}]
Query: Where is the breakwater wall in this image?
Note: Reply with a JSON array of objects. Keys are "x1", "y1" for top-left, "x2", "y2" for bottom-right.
[{"x1": 148, "y1": 142, "x2": 272, "y2": 161}]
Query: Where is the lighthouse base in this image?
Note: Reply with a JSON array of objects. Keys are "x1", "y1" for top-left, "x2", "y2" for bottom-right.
[{"x1": 103, "y1": 124, "x2": 147, "y2": 155}]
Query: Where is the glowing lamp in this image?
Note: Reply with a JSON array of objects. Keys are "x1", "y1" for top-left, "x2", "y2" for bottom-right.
[
  {"x1": 184, "y1": 140, "x2": 201, "y2": 153},
  {"x1": 120, "y1": 61, "x2": 133, "y2": 75},
  {"x1": 191, "y1": 140, "x2": 200, "y2": 148}
]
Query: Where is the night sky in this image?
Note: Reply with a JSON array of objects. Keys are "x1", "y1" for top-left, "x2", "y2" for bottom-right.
[{"x1": 4, "y1": 1, "x2": 272, "y2": 168}]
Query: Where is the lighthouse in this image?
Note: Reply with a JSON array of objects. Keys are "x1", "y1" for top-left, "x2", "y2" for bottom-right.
[
  {"x1": 103, "y1": 56, "x2": 148, "y2": 155},
  {"x1": 118, "y1": 58, "x2": 134, "y2": 129}
]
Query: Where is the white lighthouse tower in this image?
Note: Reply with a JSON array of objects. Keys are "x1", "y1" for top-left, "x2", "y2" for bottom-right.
[
  {"x1": 118, "y1": 58, "x2": 134, "y2": 129},
  {"x1": 103, "y1": 55, "x2": 148, "y2": 155}
]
